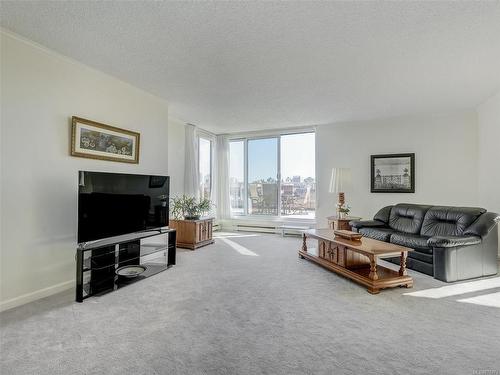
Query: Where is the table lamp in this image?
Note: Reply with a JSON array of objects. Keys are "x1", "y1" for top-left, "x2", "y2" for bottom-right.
[{"x1": 329, "y1": 168, "x2": 351, "y2": 218}]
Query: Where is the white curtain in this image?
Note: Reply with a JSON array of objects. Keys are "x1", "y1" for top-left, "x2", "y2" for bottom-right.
[
  {"x1": 214, "y1": 135, "x2": 231, "y2": 219},
  {"x1": 184, "y1": 124, "x2": 199, "y2": 200}
]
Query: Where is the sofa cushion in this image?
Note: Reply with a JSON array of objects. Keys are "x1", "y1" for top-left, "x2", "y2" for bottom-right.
[
  {"x1": 390, "y1": 233, "x2": 432, "y2": 254},
  {"x1": 420, "y1": 206, "x2": 486, "y2": 237},
  {"x1": 427, "y1": 235, "x2": 481, "y2": 248},
  {"x1": 373, "y1": 205, "x2": 393, "y2": 224},
  {"x1": 388, "y1": 204, "x2": 431, "y2": 234},
  {"x1": 359, "y1": 227, "x2": 395, "y2": 242}
]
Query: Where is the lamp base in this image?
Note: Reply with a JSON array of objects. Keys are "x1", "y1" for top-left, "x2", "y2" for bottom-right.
[
  {"x1": 336, "y1": 192, "x2": 346, "y2": 219},
  {"x1": 338, "y1": 192, "x2": 345, "y2": 206}
]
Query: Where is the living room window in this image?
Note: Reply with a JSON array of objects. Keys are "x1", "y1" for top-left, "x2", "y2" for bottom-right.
[
  {"x1": 280, "y1": 132, "x2": 316, "y2": 219},
  {"x1": 248, "y1": 137, "x2": 279, "y2": 216},
  {"x1": 228, "y1": 131, "x2": 315, "y2": 219},
  {"x1": 199, "y1": 137, "x2": 212, "y2": 200}
]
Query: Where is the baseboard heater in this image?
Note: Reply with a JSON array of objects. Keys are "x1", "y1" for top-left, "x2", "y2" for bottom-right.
[{"x1": 234, "y1": 224, "x2": 277, "y2": 234}]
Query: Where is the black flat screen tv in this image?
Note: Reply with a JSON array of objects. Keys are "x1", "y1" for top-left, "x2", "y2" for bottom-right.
[{"x1": 78, "y1": 171, "x2": 169, "y2": 243}]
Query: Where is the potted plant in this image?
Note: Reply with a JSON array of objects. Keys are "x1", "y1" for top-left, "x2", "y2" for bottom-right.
[
  {"x1": 170, "y1": 195, "x2": 213, "y2": 220},
  {"x1": 337, "y1": 204, "x2": 351, "y2": 219}
]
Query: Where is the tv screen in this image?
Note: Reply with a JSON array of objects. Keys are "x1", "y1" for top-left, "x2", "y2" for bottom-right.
[{"x1": 78, "y1": 171, "x2": 169, "y2": 243}]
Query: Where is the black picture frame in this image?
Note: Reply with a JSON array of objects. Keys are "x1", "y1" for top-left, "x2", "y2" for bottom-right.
[{"x1": 371, "y1": 153, "x2": 415, "y2": 193}]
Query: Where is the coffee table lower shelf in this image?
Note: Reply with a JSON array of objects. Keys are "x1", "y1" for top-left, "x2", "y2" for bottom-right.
[{"x1": 299, "y1": 249, "x2": 413, "y2": 294}]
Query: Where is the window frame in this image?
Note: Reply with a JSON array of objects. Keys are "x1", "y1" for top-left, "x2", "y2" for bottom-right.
[
  {"x1": 228, "y1": 139, "x2": 246, "y2": 216},
  {"x1": 198, "y1": 134, "x2": 214, "y2": 200},
  {"x1": 246, "y1": 135, "x2": 280, "y2": 216},
  {"x1": 228, "y1": 128, "x2": 316, "y2": 220}
]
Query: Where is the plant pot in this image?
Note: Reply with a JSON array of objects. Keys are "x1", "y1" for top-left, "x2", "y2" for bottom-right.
[{"x1": 184, "y1": 215, "x2": 200, "y2": 220}]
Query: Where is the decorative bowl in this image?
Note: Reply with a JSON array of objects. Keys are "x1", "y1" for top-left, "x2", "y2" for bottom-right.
[{"x1": 115, "y1": 265, "x2": 147, "y2": 278}]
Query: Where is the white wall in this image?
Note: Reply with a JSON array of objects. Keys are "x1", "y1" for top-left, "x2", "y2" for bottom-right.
[
  {"x1": 478, "y1": 90, "x2": 500, "y2": 213},
  {"x1": 0, "y1": 32, "x2": 170, "y2": 310},
  {"x1": 316, "y1": 112, "x2": 479, "y2": 227},
  {"x1": 168, "y1": 117, "x2": 186, "y2": 198},
  {"x1": 477, "y1": 90, "x2": 500, "y2": 255}
]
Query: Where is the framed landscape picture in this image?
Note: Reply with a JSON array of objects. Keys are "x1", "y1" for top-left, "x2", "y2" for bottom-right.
[
  {"x1": 371, "y1": 153, "x2": 415, "y2": 193},
  {"x1": 71, "y1": 117, "x2": 140, "y2": 163}
]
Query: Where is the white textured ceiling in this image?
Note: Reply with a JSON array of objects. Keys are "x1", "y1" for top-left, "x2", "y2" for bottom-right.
[{"x1": 1, "y1": 1, "x2": 500, "y2": 133}]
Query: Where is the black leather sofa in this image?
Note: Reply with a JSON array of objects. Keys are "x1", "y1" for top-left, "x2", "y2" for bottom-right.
[{"x1": 350, "y1": 204, "x2": 499, "y2": 282}]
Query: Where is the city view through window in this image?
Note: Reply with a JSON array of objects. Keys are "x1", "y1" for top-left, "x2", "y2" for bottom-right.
[{"x1": 229, "y1": 132, "x2": 315, "y2": 219}]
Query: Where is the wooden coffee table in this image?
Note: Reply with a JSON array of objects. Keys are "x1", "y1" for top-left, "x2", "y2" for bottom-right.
[{"x1": 299, "y1": 229, "x2": 413, "y2": 294}]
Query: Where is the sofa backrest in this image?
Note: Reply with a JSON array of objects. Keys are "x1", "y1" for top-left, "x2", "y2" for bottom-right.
[
  {"x1": 420, "y1": 206, "x2": 486, "y2": 237},
  {"x1": 388, "y1": 204, "x2": 431, "y2": 234},
  {"x1": 373, "y1": 205, "x2": 393, "y2": 224}
]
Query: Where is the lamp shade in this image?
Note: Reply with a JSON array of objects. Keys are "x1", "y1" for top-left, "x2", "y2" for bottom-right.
[{"x1": 329, "y1": 168, "x2": 351, "y2": 193}]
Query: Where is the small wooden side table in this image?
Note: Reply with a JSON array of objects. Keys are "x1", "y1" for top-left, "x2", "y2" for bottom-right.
[
  {"x1": 327, "y1": 216, "x2": 362, "y2": 231},
  {"x1": 169, "y1": 217, "x2": 214, "y2": 250}
]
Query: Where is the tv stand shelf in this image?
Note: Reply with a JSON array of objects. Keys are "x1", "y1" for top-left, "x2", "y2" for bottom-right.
[{"x1": 76, "y1": 229, "x2": 176, "y2": 302}]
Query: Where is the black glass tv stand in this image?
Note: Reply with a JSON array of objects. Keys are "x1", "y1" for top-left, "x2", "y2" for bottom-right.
[{"x1": 75, "y1": 229, "x2": 176, "y2": 302}]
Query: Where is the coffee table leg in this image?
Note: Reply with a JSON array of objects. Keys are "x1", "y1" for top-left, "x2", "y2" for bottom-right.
[
  {"x1": 368, "y1": 255, "x2": 379, "y2": 281},
  {"x1": 299, "y1": 233, "x2": 307, "y2": 259},
  {"x1": 399, "y1": 251, "x2": 408, "y2": 276},
  {"x1": 367, "y1": 256, "x2": 380, "y2": 294}
]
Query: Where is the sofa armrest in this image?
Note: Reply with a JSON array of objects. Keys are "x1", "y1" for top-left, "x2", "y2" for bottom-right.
[
  {"x1": 463, "y1": 212, "x2": 500, "y2": 238},
  {"x1": 350, "y1": 220, "x2": 386, "y2": 230},
  {"x1": 428, "y1": 235, "x2": 481, "y2": 248}
]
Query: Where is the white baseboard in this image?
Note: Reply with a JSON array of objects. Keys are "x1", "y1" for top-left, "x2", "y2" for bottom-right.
[{"x1": 0, "y1": 280, "x2": 74, "y2": 312}]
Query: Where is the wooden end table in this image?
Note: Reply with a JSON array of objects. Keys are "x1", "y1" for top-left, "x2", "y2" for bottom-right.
[
  {"x1": 169, "y1": 217, "x2": 214, "y2": 250},
  {"x1": 299, "y1": 229, "x2": 413, "y2": 294}
]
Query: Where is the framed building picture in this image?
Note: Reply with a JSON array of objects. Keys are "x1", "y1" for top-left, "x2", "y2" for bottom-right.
[
  {"x1": 371, "y1": 153, "x2": 415, "y2": 193},
  {"x1": 71, "y1": 117, "x2": 140, "y2": 163}
]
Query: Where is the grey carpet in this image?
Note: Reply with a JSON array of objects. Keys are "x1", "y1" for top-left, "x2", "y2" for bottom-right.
[{"x1": 1, "y1": 232, "x2": 499, "y2": 375}]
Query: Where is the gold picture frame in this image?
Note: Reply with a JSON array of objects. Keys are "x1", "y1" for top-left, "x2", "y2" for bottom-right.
[{"x1": 71, "y1": 117, "x2": 140, "y2": 164}]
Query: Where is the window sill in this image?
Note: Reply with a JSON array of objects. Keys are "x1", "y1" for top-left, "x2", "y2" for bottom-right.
[{"x1": 225, "y1": 215, "x2": 316, "y2": 224}]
